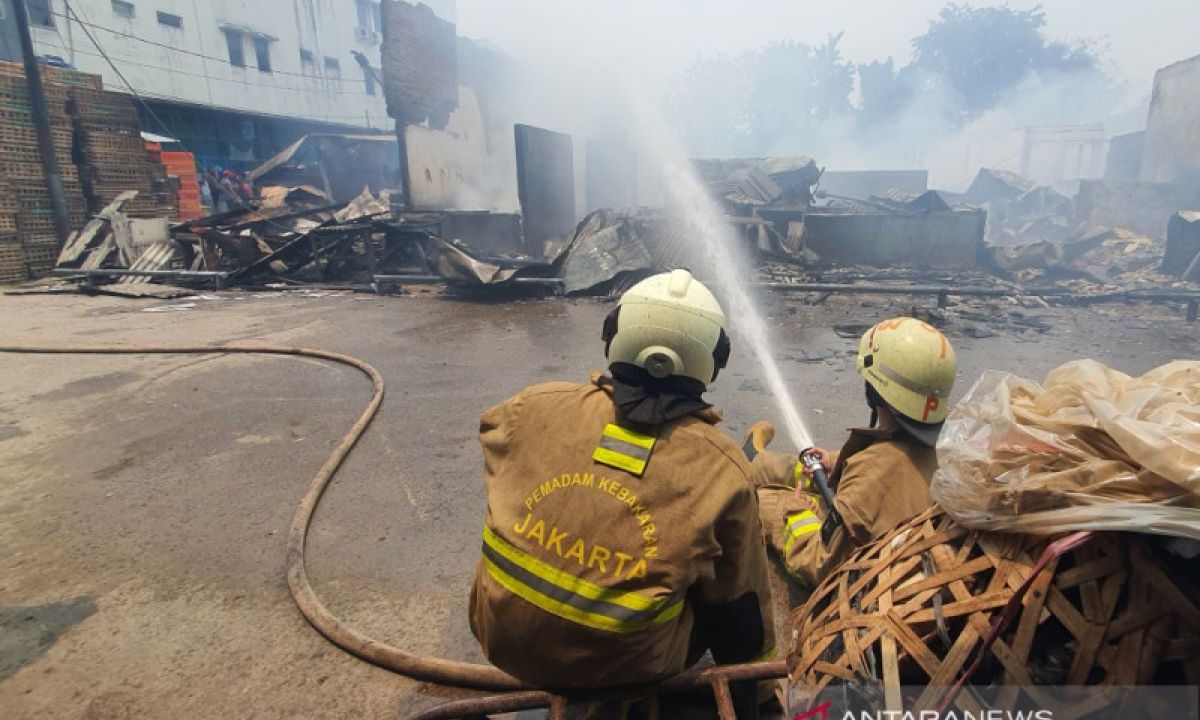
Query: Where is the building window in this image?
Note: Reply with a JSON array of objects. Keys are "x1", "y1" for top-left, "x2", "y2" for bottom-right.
[
  {"x1": 354, "y1": 0, "x2": 381, "y2": 41},
  {"x1": 223, "y1": 29, "x2": 245, "y2": 68},
  {"x1": 111, "y1": 0, "x2": 135, "y2": 18},
  {"x1": 156, "y1": 11, "x2": 182, "y2": 28},
  {"x1": 252, "y1": 36, "x2": 271, "y2": 73},
  {"x1": 355, "y1": 0, "x2": 377, "y2": 31},
  {"x1": 362, "y1": 65, "x2": 375, "y2": 96},
  {"x1": 323, "y1": 56, "x2": 341, "y2": 80},
  {"x1": 27, "y1": 0, "x2": 54, "y2": 27}
]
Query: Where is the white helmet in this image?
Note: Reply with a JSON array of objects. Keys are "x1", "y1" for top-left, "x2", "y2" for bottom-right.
[{"x1": 603, "y1": 269, "x2": 730, "y2": 389}]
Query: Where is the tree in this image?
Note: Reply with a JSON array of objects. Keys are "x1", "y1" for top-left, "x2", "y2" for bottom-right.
[
  {"x1": 910, "y1": 4, "x2": 1101, "y2": 120},
  {"x1": 747, "y1": 36, "x2": 854, "y2": 155},
  {"x1": 671, "y1": 36, "x2": 854, "y2": 157},
  {"x1": 856, "y1": 58, "x2": 922, "y2": 130},
  {"x1": 673, "y1": 54, "x2": 755, "y2": 157}
]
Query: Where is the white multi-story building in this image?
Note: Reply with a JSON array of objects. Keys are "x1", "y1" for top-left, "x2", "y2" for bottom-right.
[{"x1": 0, "y1": 0, "x2": 455, "y2": 168}]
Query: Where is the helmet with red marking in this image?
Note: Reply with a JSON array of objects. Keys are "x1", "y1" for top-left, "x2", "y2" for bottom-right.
[{"x1": 856, "y1": 317, "x2": 957, "y2": 444}]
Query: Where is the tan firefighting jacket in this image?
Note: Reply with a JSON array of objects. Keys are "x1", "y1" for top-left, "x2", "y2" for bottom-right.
[
  {"x1": 469, "y1": 374, "x2": 775, "y2": 689},
  {"x1": 751, "y1": 427, "x2": 936, "y2": 588}
]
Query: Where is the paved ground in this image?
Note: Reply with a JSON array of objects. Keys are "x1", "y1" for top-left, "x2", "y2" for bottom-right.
[{"x1": 0, "y1": 287, "x2": 1196, "y2": 718}]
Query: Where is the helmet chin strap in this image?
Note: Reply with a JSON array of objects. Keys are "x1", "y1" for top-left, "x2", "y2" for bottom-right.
[{"x1": 865, "y1": 380, "x2": 880, "y2": 428}]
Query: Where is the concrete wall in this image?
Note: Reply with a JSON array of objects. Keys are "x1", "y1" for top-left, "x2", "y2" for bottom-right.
[
  {"x1": 23, "y1": 0, "x2": 397, "y2": 129},
  {"x1": 404, "y1": 86, "x2": 517, "y2": 211},
  {"x1": 817, "y1": 170, "x2": 928, "y2": 200},
  {"x1": 1075, "y1": 180, "x2": 1200, "y2": 239},
  {"x1": 799, "y1": 210, "x2": 986, "y2": 269},
  {"x1": 1142, "y1": 54, "x2": 1200, "y2": 185},
  {"x1": 1104, "y1": 131, "x2": 1144, "y2": 182}
]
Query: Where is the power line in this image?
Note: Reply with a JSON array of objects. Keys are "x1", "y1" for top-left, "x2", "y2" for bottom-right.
[
  {"x1": 60, "y1": 5, "x2": 393, "y2": 135},
  {"x1": 46, "y1": 26, "x2": 391, "y2": 122},
  {"x1": 119, "y1": 87, "x2": 391, "y2": 124},
  {"x1": 49, "y1": 3, "x2": 393, "y2": 123},
  {"x1": 50, "y1": 8, "x2": 377, "y2": 85},
  {"x1": 45, "y1": 40, "x2": 381, "y2": 98}
]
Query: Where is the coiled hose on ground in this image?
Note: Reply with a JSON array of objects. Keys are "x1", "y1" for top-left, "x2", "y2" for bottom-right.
[{"x1": 0, "y1": 343, "x2": 524, "y2": 690}]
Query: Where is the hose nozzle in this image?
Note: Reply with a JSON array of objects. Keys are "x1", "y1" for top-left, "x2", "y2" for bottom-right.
[{"x1": 799, "y1": 447, "x2": 841, "y2": 543}]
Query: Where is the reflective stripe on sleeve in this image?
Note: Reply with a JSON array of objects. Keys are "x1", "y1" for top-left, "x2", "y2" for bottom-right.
[
  {"x1": 783, "y1": 510, "x2": 821, "y2": 556},
  {"x1": 592, "y1": 423, "x2": 656, "y2": 476},
  {"x1": 754, "y1": 645, "x2": 778, "y2": 662},
  {"x1": 481, "y1": 525, "x2": 683, "y2": 633}
]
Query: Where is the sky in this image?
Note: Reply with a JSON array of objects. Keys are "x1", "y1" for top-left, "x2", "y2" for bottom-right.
[{"x1": 453, "y1": 0, "x2": 1199, "y2": 113}]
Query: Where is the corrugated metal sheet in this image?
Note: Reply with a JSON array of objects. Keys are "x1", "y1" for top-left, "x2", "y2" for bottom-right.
[{"x1": 117, "y1": 241, "x2": 177, "y2": 285}]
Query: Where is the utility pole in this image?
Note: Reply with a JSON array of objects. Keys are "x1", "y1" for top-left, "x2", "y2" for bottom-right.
[{"x1": 13, "y1": 0, "x2": 72, "y2": 245}]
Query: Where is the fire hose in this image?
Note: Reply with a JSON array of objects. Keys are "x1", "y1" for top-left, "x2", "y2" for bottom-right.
[{"x1": 0, "y1": 343, "x2": 524, "y2": 690}]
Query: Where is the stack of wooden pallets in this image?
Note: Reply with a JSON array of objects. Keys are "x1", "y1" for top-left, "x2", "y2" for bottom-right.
[
  {"x1": 0, "y1": 62, "x2": 90, "y2": 278},
  {"x1": 0, "y1": 179, "x2": 24, "y2": 282},
  {"x1": 68, "y1": 87, "x2": 177, "y2": 220}
]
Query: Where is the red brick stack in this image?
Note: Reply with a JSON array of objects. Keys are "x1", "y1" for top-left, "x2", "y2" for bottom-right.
[{"x1": 160, "y1": 150, "x2": 202, "y2": 220}]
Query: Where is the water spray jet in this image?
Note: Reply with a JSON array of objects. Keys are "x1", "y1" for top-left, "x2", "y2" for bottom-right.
[{"x1": 626, "y1": 89, "x2": 818, "y2": 454}]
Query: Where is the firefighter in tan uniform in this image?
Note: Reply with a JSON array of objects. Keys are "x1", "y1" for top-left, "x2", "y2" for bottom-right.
[
  {"x1": 747, "y1": 317, "x2": 956, "y2": 588},
  {"x1": 469, "y1": 270, "x2": 774, "y2": 715}
]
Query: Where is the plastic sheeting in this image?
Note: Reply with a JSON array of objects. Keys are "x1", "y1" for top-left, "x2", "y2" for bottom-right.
[{"x1": 931, "y1": 360, "x2": 1200, "y2": 539}]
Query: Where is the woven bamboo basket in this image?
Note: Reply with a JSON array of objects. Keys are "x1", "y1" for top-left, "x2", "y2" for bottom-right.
[{"x1": 788, "y1": 507, "x2": 1200, "y2": 716}]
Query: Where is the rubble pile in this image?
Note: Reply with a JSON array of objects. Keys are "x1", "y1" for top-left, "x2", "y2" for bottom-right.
[
  {"x1": 552, "y1": 207, "x2": 700, "y2": 294},
  {"x1": 967, "y1": 167, "x2": 1200, "y2": 292},
  {"x1": 1163, "y1": 211, "x2": 1200, "y2": 281},
  {"x1": 49, "y1": 187, "x2": 450, "y2": 292},
  {"x1": 694, "y1": 156, "x2": 822, "y2": 213},
  {"x1": 185, "y1": 189, "x2": 419, "y2": 286}
]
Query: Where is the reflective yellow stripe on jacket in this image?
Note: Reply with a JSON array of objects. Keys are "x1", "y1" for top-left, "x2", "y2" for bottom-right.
[
  {"x1": 592, "y1": 423, "x2": 656, "y2": 476},
  {"x1": 481, "y1": 526, "x2": 684, "y2": 633},
  {"x1": 783, "y1": 510, "x2": 821, "y2": 556}
]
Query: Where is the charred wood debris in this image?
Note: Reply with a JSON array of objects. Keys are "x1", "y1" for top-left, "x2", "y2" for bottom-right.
[{"x1": 24, "y1": 157, "x2": 1200, "y2": 320}]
